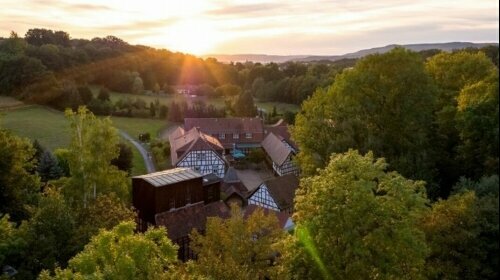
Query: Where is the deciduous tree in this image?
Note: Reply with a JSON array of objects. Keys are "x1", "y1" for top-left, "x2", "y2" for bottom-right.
[
  {"x1": 189, "y1": 205, "x2": 286, "y2": 280},
  {"x1": 39, "y1": 222, "x2": 180, "y2": 279},
  {"x1": 287, "y1": 150, "x2": 429, "y2": 280}
]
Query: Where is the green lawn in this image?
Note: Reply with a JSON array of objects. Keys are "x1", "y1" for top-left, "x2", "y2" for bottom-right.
[
  {"x1": 0, "y1": 105, "x2": 174, "y2": 176},
  {"x1": 109, "y1": 116, "x2": 169, "y2": 140},
  {"x1": 1, "y1": 105, "x2": 71, "y2": 151}
]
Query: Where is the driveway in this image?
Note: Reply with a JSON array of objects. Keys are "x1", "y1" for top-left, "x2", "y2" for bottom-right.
[{"x1": 119, "y1": 130, "x2": 156, "y2": 173}]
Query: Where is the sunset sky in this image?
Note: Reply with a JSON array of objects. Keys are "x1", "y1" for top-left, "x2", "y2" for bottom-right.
[{"x1": 1, "y1": 0, "x2": 498, "y2": 55}]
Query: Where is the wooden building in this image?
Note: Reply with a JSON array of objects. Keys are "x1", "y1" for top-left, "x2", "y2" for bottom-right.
[
  {"x1": 261, "y1": 132, "x2": 299, "y2": 176},
  {"x1": 247, "y1": 174, "x2": 299, "y2": 214},
  {"x1": 169, "y1": 127, "x2": 226, "y2": 178},
  {"x1": 132, "y1": 168, "x2": 220, "y2": 231}
]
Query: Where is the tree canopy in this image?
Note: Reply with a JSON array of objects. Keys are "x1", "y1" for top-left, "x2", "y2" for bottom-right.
[{"x1": 287, "y1": 150, "x2": 429, "y2": 280}]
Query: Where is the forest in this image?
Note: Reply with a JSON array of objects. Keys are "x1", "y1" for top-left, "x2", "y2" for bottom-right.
[{"x1": 0, "y1": 28, "x2": 499, "y2": 279}]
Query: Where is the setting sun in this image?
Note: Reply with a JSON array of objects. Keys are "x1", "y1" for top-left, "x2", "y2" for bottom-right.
[{"x1": 155, "y1": 19, "x2": 222, "y2": 55}]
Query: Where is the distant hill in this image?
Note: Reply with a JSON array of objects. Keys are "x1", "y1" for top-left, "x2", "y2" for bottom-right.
[
  {"x1": 202, "y1": 54, "x2": 309, "y2": 63},
  {"x1": 204, "y1": 42, "x2": 499, "y2": 63}
]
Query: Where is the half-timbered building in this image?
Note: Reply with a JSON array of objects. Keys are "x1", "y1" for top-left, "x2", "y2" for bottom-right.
[
  {"x1": 247, "y1": 174, "x2": 299, "y2": 213},
  {"x1": 261, "y1": 132, "x2": 299, "y2": 176},
  {"x1": 169, "y1": 127, "x2": 226, "y2": 177}
]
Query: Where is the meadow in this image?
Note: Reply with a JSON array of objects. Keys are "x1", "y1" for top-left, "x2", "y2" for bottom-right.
[{"x1": 0, "y1": 103, "x2": 172, "y2": 176}]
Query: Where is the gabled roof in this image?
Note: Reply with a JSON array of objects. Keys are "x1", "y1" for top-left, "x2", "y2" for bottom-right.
[
  {"x1": 155, "y1": 201, "x2": 291, "y2": 241},
  {"x1": 223, "y1": 166, "x2": 240, "y2": 184},
  {"x1": 264, "y1": 119, "x2": 297, "y2": 148},
  {"x1": 184, "y1": 118, "x2": 264, "y2": 134},
  {"x1": 133, "y1": 167, "x2": 202, "y2": 187},
  {"x1": 155, "y1": 201, "x2": 230, "y2": 241},
  {"x1": 244, "y1": 204, "x2": 291, "y2": 229},
  {"x1": 169, "y1": 126, "x2": 224, "y2": 165},
  {"x1": 261, "y1": 132, "x2": 294, "y2": 165},
  {"x1": 249, "y1": 174, "x2": 299, "y2": 211}
]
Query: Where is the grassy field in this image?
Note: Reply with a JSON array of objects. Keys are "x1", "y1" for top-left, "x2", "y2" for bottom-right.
[
  {"x1": 90, "y1": 85, "x2": 300, "y2": 113},
  {"x1": 0, "y1": 104, "x2": 173, "y2": 176},
  {"x1": 109, "y1": 116, "x2": 169, "y2": 139},
  {"x1": 1, "y1": 106, "x2": 71, "y2": 151}
]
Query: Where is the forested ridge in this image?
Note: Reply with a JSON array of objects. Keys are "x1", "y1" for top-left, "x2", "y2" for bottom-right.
[{"x1": 1, "y1": 28, "x2": 499, "y2": 279}]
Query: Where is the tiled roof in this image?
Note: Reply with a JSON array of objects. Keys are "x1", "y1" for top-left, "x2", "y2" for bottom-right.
[
  {"x1": 244, "y1": 204, "x2": 291, "y2": 229},
  {"x1": 264, "y1": 119, "x2": 297, "y2": 148},
  {"x1": 155, "y1": 201, "x2": 291, "y2": 241},
  {"x1": 185, "y1": 118, "x2": 264, "y2": 134},
  {"x1": 249, "y1": 174, "x2": 299, "y2": 210},
  {"x1": 223, "y1": 166, "x2": 240, "y2": 183},
  {"x1": 133, "y1": 167, "x2": 202, "y2": 187},
  {"x1": 169, "y1": 126, "x2": 224, "y2": 165},
  {"x1": 155, "y1": 201, "x2": 231, "y2": 241},
  {"x1": 261, "y1": 132, "x2": 294, "y2": 165}
]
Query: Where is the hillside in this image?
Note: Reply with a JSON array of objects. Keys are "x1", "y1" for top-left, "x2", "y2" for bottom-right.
[{"x1": 205, "y1": 42, "x2": 499, "y2": 63}]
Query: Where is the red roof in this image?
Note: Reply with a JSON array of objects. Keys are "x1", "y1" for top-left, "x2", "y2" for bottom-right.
[
  {"x1": 169, "y1": 126, "x2": 224, "y2": 165},
  {"x1": 155, "y1": 202, "x2": 291, "y2": 241},
  {"x1": 155, "y1": 201, "x2": 230, "y2": 241},
  {"x1": 261, "y1": 132, "x2": 294, "y2": 165},
  {"x1": 185, "y1": 118, "x2": 264, "y2": 134}
]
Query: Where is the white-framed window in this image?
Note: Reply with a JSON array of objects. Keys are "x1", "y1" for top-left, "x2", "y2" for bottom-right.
[
  {"x1": 219, "y1": 133, "x2": 225, "y2": 139},
  {"x1": 245, "y1": 133, "x2": 252, "y2": 139},
  {"x1": 233, "y1": 133, "x2": 239, "y2": 139}
]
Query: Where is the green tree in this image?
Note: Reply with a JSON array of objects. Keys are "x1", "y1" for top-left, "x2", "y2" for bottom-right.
[
  {"x1": 455, "y1": 73, "x2": 499, "y2": 178},
  {"x1": 72, "y1": 193, "x2": 135, "y2": 252},
  {"x1": 232, "y1": 91, "x2": 257, "y2": 117},
  {"x1": 421, "y1": 175, "x2": 499, "y2": 280},
  {"x1": 77, "y1": 86, "x2": 93, "y2": 105},
  {"x1": 159, "y1": 105, "x2": 168, "y2": 118},
  {"x1": 37, "y1": 150, "x2": 64, "y2": 182},
  {"x1": 189, "y1": 205, "x2": 286, "y2": 280},
  {"x1": 62, "y1": 107, "x2": 129, "y2": 207},
  {"x1": 149, "y1": 102, "x2": 156, "y2": 117},
  {"x1": 110, "y1": 142, "x2": 133, "y2": 175},
  {"x1": 39, "y1": 222, "x2": 180, "y2": 280},
  {"x1": 0, "y1": 129, "x2": 40, "y2": 222},
  {"x1": 291, "y1": 48, "x2": 437, "y2": 187},
  {"x1": 0, "y1": 214, "x2": 26, "y2": 270},
  {"x1": 287, "y1": 150, "x2": 429, "y2": 280},
  {"x1": 97, "y1": 87, "x2": 110, "y2": 102},
  {"x1": 18, "y1": 188, "x2": 76, "y2": 278},
  {"x1": 426, "y1": 51, "x2": 499, "y2": 187}
]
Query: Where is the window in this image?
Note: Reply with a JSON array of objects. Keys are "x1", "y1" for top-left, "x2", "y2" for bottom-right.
[
  {"x1": 196, "y1": 153, "x2": 206, "y2": 160},
  {"x1": 245, "y1": 133, "x2": 252, "y2": 139},
  {"x1": 213, "y1": 165, "x2": 218, "y2": 174},
  {"x1": 233, "y1": 133, "x2": 239, "y2": 139},
  {"x1": 219, "y1": 133, "x2": 225, "y2": 139}
]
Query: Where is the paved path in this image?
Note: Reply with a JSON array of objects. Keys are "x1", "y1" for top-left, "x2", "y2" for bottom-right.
[{"x1": 118, "y1": 130, "x2": 156, "y2": 173}]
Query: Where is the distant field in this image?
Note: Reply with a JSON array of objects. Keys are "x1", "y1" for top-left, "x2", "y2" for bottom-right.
[
  {"x1": 90, "y1": 85, "x2": 300, "y2": 113},
  {"x1": 109, "y1": 116, "x2": 169, "y2": 139},
  {"x1": 0, "y1": 105, "x2": 174, "y2": 176}
]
